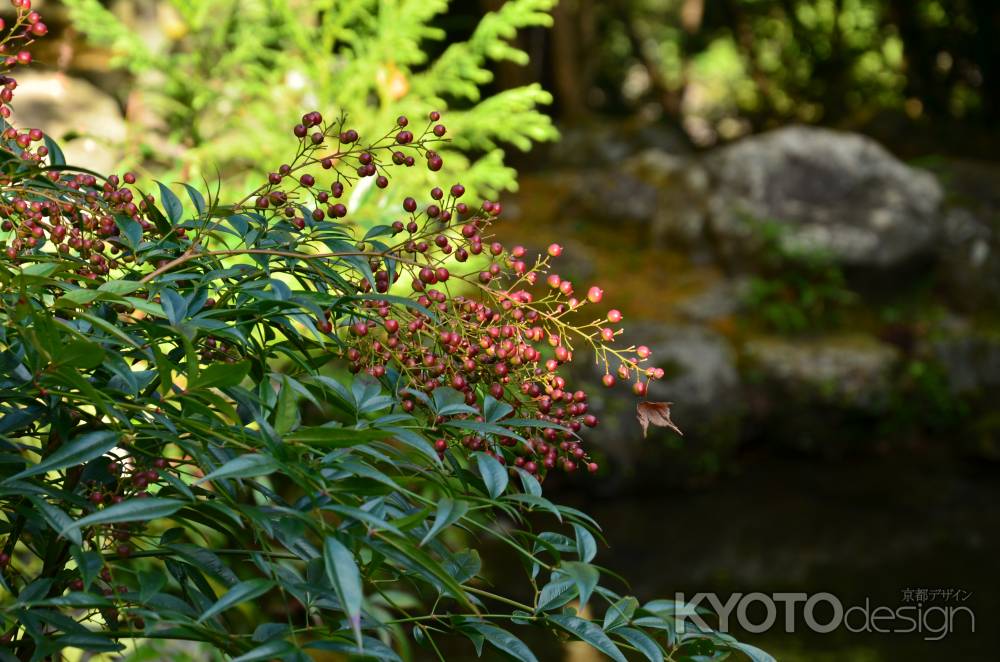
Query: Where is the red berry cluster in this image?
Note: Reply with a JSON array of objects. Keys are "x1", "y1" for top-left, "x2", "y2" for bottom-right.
[
  {"x1": 244, "y1": 109, "x2": 448, "y2": 220},
  {"x1": 0, "y1": 5, "x2": 661, "y2": 483},
  {"x1": 66, "y1": 565, "x2": 145, "y2": 630},
  {"x1": 0, "y1": 1, "x2": 46, "y2": 90},
  {"x1": 335, "y1": 201, "x2": 661, "y2": 476},
  {"x1": 81, "y1": 453, "x2": 171, "y2": 559}
]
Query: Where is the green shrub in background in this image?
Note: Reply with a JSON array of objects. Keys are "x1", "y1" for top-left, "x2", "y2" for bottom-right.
[{"x1": 62, "y1": 0, "x2": 558, "y2": 204}]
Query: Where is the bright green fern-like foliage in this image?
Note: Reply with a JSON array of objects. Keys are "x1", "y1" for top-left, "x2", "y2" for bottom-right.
[{"x1": 63, "y1": 0, "x2": 559, "y2": 202}]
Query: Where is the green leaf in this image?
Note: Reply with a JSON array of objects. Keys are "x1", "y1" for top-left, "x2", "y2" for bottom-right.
[
  {"x1": 21, "y1": 262, "x2": 60, "y2": 277},
  {"x1": 160, "y1": 289, "x2": 188, "y2": 326},
  {"x1": 4, "y1": 430, "x2": 119, "y2": 483},
  {"x1": 43, "y1": 134, "x2": 66, "y2": 166},
  {"x1": 420, "y1": 497, "x2": 469, "y2": 546},
  {"x1": 464, "y1": 622, "x2": 539, "y2": 662},
  {"x1": 196, "y1": 454, "x2": 278, "y2": 484},
  {"x1": 182, "y1": 183, "x2": 207, "y2": 215},
  {"x1": 612, "y1": 626, "x2": 664, "y2": 662},
  {"x1": 286, "y1": 426, "x2": 387, "y2": 447},
  {"x1": 190, "y1": 360, "x2": 250, "y2": 389},
  {"x1": 535, "y1": 578, "x2": 576, "y2": 612},
  {"x1": 97, "y1": 279, "x2": 143, "y2": 296},
  {"x1": 157, "y1": 181, "x2": 184, "y2": 224},
  {"x1": 70, "y1": 546, "x2": 103, "y2": 591},
  {"x1": 603, "y1": 596, "x2": 639, "y2": 631},
  {"x1": 30, "y1": 592, "x2": 113, "y2": 608},
  {"x1": 61, "y1": 498, "x2": 185, "y2": 536},
  {"x1": 54, "y1": 288, "x2": 101, "y2": 307},
  {"x1": 547, "y1": 614, "x2": 628, "y2": 662},
  {"x1": 323, "y1": 536, "x2": 364, "y2": 649},
  {"x1": 560, "y1": 561, "x2": 599, "y2": 609},
  {"x1": 274, "y1": 375, "x2": 299, "y2": 436},
  {"x1": 444, "y1": 419, "x2": 528, "y2": 442},
  {"x1": 53, "y1": 339, "x2": 106, "y2": 369},
  {"x1": 505, "y1": 494, "x2": 562, "y2": 521},
  {"x1": 475, "y1": 452, "x2": 509, "y2": 498},
  {"x1": 198, "y1": 579, "x2": 274, "y2": 623},
  {"x1": 516, "y1": 468, "x2": 542, "y2": 497},
  {"x1": 137, "y1": 568, "x2": 167, "y2": 603},
  {"x1": 573, "y1": 523, "x2": 597, "y2": 563},
  {"x1": 432, "y1": 387, "x2": 478, "y2": 416},
  {"x1": 231, "y1": 640, "x2": 296, "y2": 662},
  {"x1": 114, "y1": 215, "x2": 142, "y2": 249},
  {"x1": 377, "y1": 536, "x2": 479, "y2": 613},
  {"x1": 483, "y1": 395, "x2": 514, "y2": 423},
  {"x1": 27, "y1": 496, "x2": 82, "y2": 546}
]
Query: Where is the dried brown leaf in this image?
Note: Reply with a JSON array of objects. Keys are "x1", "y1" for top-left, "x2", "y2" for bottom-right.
[{"x1": 636, "y1": 401, "x2": 683, "y2": 438}]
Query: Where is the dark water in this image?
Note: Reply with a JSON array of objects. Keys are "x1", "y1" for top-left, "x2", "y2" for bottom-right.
[
  {"x1": 429, "y1": 454, "x2": 998, "y2": 661},
  {"x1": 576, "y1": 454, "x2": 998, "y2": 661}
]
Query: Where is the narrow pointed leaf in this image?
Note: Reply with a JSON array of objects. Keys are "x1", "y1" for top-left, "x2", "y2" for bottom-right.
[
  {"x1": 61, "y1": 498, "x2": 185, "y2": 536},
  {"x1": 5, "y1": 431, "x2": 119, "y2": 483},
  {"x1": 547, "y1": 614, "x2": 628, "y2": 662},
  {"x1": 475, "y1": 452, "x2": 508, "y2": 498},
  {"x1": 323, "y1": 537, "x2": 364, "y2": 649},
  {"x1": 198, "y1": 579, "x2": 274, "y2": 623},
  {"x1": 196, "y1": 454, "x2": 278, "y2": 484},
  {"x1": 465, "y1": 622, "x2": 539, "y2": 662},
  {"x1": 420, "y1": 498, "x2": 469, "y2": 546}
]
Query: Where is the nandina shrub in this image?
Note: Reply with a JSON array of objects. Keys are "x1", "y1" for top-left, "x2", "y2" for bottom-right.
[{"x1": 0, "y1": 5, "x2": 770, "y2": 661}]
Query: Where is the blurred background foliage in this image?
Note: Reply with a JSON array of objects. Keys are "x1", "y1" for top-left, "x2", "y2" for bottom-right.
[
  {"x1": 57, "y1": 0, "x2": 559, "y2": 202},
  {"x1": 11, "y1": 1, "x2": 1000, "y2": 660},
  {"x1": 539, "y1": 0, "x2": 998, "y2": 151}
]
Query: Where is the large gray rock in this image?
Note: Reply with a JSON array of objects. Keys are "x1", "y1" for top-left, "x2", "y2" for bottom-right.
[
  {"x1": 704, "y1": 126, "x2": 944, "y2": 268},
  {"x1": 8, "y1": 72, "x2": 126, "y2": 174},
  {"x1": 927, "y1": 318, "x2": 1000, "y2": 395},
  {"x1": 939, "y1": 208, "x2": 1000, "y2": 310},
  {"x1": 743, "y1": 334, "x2": 901, "y2": 409}
]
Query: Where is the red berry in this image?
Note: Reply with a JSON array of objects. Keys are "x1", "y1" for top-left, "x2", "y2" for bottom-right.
[
  {"x1": 547, "y1": 243, "x2": 562, "y2": 257},
  {"x1": 607, "y1": 309, "x2": 623, "y2": 323}
]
